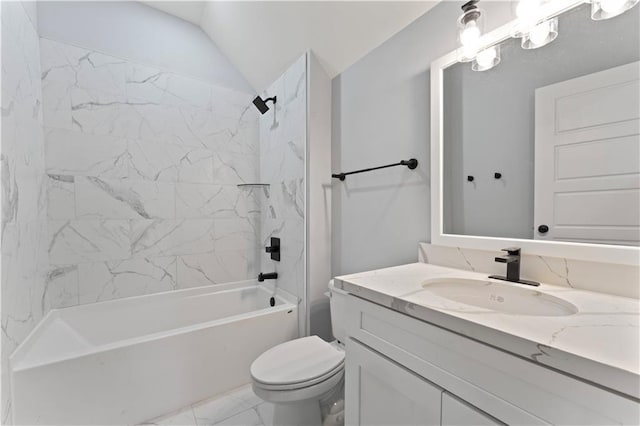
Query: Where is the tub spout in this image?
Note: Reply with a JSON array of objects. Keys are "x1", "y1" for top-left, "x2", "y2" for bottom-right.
[{"x1": 258, "y1": 272, "x2": 278, "y2": 282}]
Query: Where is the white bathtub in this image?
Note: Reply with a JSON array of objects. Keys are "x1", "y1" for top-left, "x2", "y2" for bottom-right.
[{"x1": 10, "y1": 281, "x2": 298, "y2": 425}]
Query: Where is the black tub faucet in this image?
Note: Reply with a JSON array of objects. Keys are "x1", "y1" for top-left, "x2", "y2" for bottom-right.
[
  {"x1": 489, "y1": 247, "x2": 540, "y2": 287},
  {"x1": 258, "y1": 272, "x2": 278, "y2": 282}
]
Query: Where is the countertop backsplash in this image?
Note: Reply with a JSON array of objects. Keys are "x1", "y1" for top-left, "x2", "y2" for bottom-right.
[{"x1": 419, "y1": 243, "x2": 639, "y2": 299}]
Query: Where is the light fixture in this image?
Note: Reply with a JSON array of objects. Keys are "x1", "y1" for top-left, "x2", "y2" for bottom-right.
[
  {"x1": 591, "y1": 0, "x2": 639, "y2": 20},
  {"x1": 472, "y1": 45, "x2": 501, "y2": 71},
  {"x1": 515, "y1": 0, "x2": 543, "y2": 31},
  {"x1": 521, "y1": 17, "x2": 558, "y2": 49},
  {"x1": 458, "y1": 0, "x2": 484, "y2": 62}
]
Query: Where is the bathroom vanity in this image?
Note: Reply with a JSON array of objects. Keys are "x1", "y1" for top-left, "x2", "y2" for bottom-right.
[
  {"x1": 336, "y1": 0, "x2": 640, "y2": 423},
  {"x1": 335, "y1": 263, "x2": 640, "y2": 426}
]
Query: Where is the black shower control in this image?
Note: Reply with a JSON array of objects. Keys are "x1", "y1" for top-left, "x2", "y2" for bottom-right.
[{"x1": 265, "y1": 237, "x2": 280, "y2": 261}]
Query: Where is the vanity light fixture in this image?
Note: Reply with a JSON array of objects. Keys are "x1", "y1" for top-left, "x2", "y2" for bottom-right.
[
  {"x1": 591, "y1": 0, "x2": 639, "y2": 20},
  {"x1": 458, "y1": 0, "x2": 484, "y2": 62},
  {"x1": 521, "y1": 17, "x2": 558, "y2": 49},
  {"x1": 515, "y1": 0, "x2": 543, "y2": 32},
  {"x1": 472, "y1": 45, "x2": 501, "y2": 71}
]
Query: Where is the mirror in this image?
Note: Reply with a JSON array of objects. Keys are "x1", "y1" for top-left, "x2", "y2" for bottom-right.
[{"x1": 441, "y1": 3, "x2": 639, "y2": 247}]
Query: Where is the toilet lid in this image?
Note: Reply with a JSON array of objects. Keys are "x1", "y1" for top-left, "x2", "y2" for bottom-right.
[{"x1": 251, "y1": 336, "x2": 345, "y2": 386}]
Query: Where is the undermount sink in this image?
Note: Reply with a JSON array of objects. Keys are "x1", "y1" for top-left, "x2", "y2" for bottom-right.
[{"x1": 420, "y1": 278, "x2": 578, "y2": 316}]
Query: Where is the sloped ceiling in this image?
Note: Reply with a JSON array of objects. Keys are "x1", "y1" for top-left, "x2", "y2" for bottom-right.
[
  {"x1": 143, "y1": 1, "x2": 440, "y2": 91},
  {"x1": 141, "y1": 1, "x2": 206, "y2": 25}
]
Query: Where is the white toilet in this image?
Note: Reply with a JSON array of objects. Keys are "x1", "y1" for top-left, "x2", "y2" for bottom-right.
[{"x1": 250, "y1": 280, "x2": 348, "y2": 426}]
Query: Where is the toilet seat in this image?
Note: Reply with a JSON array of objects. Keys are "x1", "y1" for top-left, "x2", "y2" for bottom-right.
[
  {"x1": 252, "y1": 366, "x2": 344, "y2": 404},
  {"x1": 254, "y1": 361, "x2": 344, "y2": 391},
  {"x1": 251, "y1": 336, "x2": 345, "y2": 391}
]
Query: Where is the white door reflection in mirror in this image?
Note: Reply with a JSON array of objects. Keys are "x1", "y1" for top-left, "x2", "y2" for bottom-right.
[{"x1": 534, "y1": 61, "x2": 640, "y2": 246}]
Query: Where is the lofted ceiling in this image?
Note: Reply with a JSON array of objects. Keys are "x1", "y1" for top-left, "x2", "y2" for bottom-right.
[{"x1": 142, "y1": 1, "x2": 440, "y2": 90}]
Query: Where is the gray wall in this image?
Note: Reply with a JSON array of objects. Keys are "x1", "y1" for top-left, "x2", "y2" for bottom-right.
[
  {"x1": 444, "y1": 4, "x2": 640, "y2": 240},
  {"x1": 331, "y1": 1, "x2": 513, "y2": 275},
  {"x1": 37, "y1": 1, "x2": 252, "y2": 92}
]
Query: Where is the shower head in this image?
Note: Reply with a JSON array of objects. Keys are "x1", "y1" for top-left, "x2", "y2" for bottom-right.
[{"x1": 252, "y1": 95, "x2": 277, "y2": 114}]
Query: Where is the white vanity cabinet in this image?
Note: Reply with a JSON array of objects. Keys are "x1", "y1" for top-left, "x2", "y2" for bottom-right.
[
  {"x1": 346, "y1": 338, "x2": 502, "y2": 426},
  {"x1": 346, "y1": 339, "x2": 442, "y2": 425},
  {"x1": 441, "y1": 393, "x2": 502, "y2": 426},
  {"x1": 344, "y1": 295, "x2": 640, "y2": 426}
]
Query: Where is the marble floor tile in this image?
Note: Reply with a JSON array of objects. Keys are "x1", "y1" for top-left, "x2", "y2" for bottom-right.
[
  {"x1": 141, "y1": 385, "x2": 265, "y2": 426},
  {"x1": 142, "y1": 406, "x2": 197, "y2": 426},
  {"x1": 255, "y1": 403, "x2": 275, "y2": 426},
  {"x1": 211, "y1": 409, "x2": 263, "y2": 426},
  {"x1": 192, "y1": 385, "x2": 263, "y2": 426}
]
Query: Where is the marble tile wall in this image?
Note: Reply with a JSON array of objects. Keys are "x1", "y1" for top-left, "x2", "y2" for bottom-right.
[
  {"x1": 419, "y1": 243, "x2": 640, "y2": 299},
  {"x1": 1, "y1": 2, "x2": 48, "y2": 423},
  {"x1": 258, "y1": 55, "x2": 307, "y2": 328},
  {"x1": 39, "y1": 37, "x2": 262, "y2": 307}
]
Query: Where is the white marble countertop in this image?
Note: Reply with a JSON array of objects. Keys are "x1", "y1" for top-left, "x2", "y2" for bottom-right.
[{"x1": 334, "y1": 263, "x2": 640, "y2": 399}]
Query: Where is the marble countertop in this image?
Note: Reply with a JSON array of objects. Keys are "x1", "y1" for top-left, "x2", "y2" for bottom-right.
[{"x1": 334, "y1": 263, "x2": 640, "y2": 399}]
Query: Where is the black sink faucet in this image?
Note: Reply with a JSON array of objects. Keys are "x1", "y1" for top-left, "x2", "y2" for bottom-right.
[
  {"x1": 489, "y1": 247, "x2": 540, "y2": 287},
  {"x1": 258, "y1": 272, "x2": 278, "y2": 282}
]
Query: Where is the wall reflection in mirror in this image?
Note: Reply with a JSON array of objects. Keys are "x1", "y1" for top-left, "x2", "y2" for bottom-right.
[{"x1": 443, "y1": 2, "x2": 640, "y2": 246}]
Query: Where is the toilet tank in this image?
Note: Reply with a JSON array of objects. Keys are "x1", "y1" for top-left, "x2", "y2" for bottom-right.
[{"x1": 328, "y1": 280, "x2": 348, "y2": 344}]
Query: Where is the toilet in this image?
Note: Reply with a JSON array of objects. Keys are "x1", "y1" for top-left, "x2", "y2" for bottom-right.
[{"x1": 250, "y1": 280, "x2": 348, "y2": 426}]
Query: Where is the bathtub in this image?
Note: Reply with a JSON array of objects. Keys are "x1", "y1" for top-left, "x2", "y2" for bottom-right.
[{"x1": 10, "y1": 281, "x2": 298, "y2": 425}]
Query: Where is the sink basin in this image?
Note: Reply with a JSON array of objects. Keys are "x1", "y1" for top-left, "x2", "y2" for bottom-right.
[{"x1": 420, "y1": 278, "x2": 578, "y2": 316}]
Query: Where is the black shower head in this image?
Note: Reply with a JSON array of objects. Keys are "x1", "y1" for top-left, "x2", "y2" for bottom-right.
[{"x1": 253, "y1": 95, "x2": 277, "y2": 114}]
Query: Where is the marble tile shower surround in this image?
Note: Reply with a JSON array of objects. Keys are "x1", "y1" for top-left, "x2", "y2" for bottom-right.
[
  {"x1": 39, "y1": 37, "x2": 263, "y2": 309},
  {"x1": 258, "y1": 55, "x2": 306, "y2": 305},
  {"x1": 419, "y1": 243, "x2": 640, "y2": 299},
  {"x1": 1, "y1": 2, "x2": 48, "y2": 423}
]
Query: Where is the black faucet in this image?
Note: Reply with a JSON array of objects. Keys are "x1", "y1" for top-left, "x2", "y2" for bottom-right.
[
  {"x1": 489, "y1": 247, "x2": 540, "y2": 287},
  {"x1": 258, "y1": 272, "x2": 278, "y2": 282}
]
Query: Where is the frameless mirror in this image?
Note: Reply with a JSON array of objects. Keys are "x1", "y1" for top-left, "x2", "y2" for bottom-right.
[{"x1": 442, "y1": 3, "x2": 640, "y2": 247}]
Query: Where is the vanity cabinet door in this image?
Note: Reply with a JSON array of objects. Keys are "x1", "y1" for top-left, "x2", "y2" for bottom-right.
[
  {"x1": 345, "y1": 339, "x2": 442, "y2": 426},
  {"x1": 442, "y1": 392, "x2": 504, "y2": 426}
]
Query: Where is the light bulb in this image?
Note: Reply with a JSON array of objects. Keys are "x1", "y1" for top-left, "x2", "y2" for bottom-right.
[
  {"x1": 460, "y1": 21, "x2": 481, "y2": 47},
  {"x1": 529, "y1": 20, "x2": 551, "y2": 45},
  {"x1": 516, "y1": 0, "x2": 542, "y2": 28},
  {"x1": 601, "y1": 0, "x2": 628, "y2": 13},
  {"x1": 457, "y1": 5, "x2": 484, "y2": 61},
  {"x1": 463, "y1": 44, "x2": 479, "y2": 57},
  {"x1": 476, "y1": 48, "x2": 496, "y2": 68},
  {"x1": 521, "y1": 17, "x2": 558, "y2": 49},
  {"x1": 472, "y1": 45, "x2": 501, "y2": 72}
]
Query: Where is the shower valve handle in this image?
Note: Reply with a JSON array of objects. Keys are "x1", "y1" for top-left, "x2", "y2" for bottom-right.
[{"x1": 265, "y1": 237, "x2": 280, "y2": 261}]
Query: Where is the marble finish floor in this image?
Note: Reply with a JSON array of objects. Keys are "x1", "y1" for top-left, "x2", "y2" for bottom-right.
[{"x1": 141, "y1": 385, "x2": 274, "y2": 426}]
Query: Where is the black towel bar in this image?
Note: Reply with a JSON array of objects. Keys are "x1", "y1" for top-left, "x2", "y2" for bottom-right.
[{"x1": 332, "y1": 158, "x2": 418, "y2": 181}]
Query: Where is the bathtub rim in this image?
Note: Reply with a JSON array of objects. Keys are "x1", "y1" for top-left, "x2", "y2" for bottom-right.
[{"x1": 10, "y1": 280, "x2": 297, "y2": 372}]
